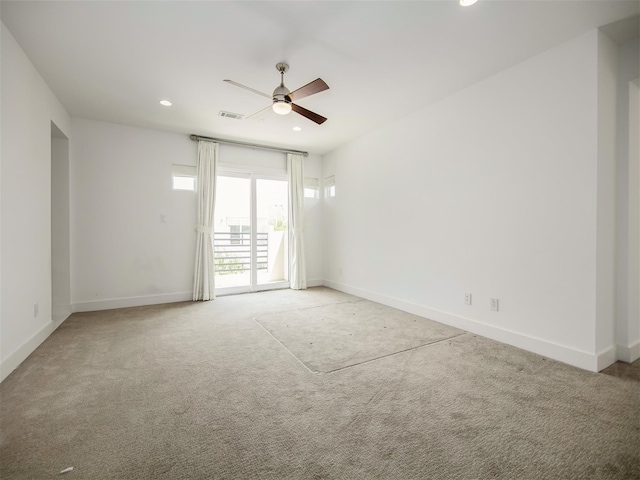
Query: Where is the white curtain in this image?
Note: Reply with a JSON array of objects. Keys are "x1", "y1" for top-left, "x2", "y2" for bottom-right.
[
  {"x1": 193, "y1": 141, "x2": 218, "y2": 301},
  {"x1": 288, "y1": 153, "x2": 307, "y2": 290}
]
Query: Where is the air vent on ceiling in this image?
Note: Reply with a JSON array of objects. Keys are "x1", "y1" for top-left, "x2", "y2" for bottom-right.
[{"x1": 219, "y1": 111, "x2": 244, "y2": 120}]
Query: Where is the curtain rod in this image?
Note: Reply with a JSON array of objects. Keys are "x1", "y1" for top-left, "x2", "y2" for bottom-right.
[{"x1": 189, "y1": 135, "x2": 308, "y2": 157}]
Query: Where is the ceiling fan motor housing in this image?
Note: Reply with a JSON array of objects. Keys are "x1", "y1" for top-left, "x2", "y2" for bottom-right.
[{"x1": 273, "y1": 84, "x2": 291, "y2": 104}]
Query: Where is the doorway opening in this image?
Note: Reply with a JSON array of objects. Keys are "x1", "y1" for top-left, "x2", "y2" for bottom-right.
[{"x1": 51, "y1": 121, "x2": 71, "y2": 323}]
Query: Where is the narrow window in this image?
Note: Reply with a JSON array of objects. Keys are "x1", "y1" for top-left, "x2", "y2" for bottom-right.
[
  {"x1": 325, "y1": 175, "x2": 336, "y2": 198},
  {"x1": 304, "y1": 177, "x2": 319, "y2": 199},
  {"x1": 172, "y1": 164, "x2": 197, "y2": 191}
]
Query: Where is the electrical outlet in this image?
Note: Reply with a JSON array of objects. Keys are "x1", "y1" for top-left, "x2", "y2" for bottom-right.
[
  {"x1": 464, "y1": 293, "x2": 472, "y2": 305},
  {"x1": 490, "y1": 298, "x2": 499, "y2": 311}
]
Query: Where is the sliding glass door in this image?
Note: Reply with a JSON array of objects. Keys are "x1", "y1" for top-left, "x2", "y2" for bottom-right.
[{"x1": 214, "y1": 173, "x2": 289, "y2": 294}]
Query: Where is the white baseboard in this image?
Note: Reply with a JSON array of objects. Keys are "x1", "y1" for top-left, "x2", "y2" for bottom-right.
[
  {"x1": 0, "y1": 320, "x2": 66, "y2": 383},
  {"x1": 597, "y1": 346, "x2": 618, "y2": 371},
  {"x1": 73, "y1": 292, "x2": 192, "y2": 312},
  {"x1": 4, "y1": 282, "x2": 618, "y2": 383},
  {"x1": 52, "y1": 304, "x2": 72, "y2": 324},
  {"x1": 72, "y1": 279, "x2": 324, "y2": 312},
  {"x1": 74, "y1": 283, "x2": 325, "y2": 311},
  {"x1": 323, "y1": 279, "x2": 601, "y2": 372},
  {"x1": 617, "y1": 341, "x2": 640, "y2": 363}
]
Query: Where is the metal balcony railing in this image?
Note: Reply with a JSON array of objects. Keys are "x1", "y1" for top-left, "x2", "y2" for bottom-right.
[{"x1": 214, "y1": 232, "x2": 268, "y2": 274}]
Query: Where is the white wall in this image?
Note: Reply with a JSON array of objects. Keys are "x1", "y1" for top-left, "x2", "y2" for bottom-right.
[
  {"x1": 1, "y1": 22, "x2": 71, "y2": 381},
  {"x1": 615, "y1": 36, "x2": 640, "y2": 363},
  {"x1": 595, "y1": 31, "x2": 618, "y2": 369},
  {"x1": 322, "y1": 30, "x2": 611, "y2": 371},
  {"x1": 628, "y1": 79, "x2": 640, "y2": 361},
  {"x1": 1, "y1": 14, "x2": 4, "y2": 383},
  {"x1": 301, "y1": 154, "x2": 324, "y2": 284},
  {"x1": 71, "y1": 119, "x2": 324, "y2": 310},
  {"x1": 71, "y1": 119, "x2": 197, "y2": 310}
]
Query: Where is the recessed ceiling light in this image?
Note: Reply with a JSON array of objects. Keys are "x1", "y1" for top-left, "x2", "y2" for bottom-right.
[
  {"x1": 293, "y1": 126, "x2": 302, "y2": 132},
  {"x1": 160, "y1": 100, "x2": 172, "y2": 106},
  {"x1": 460, "y1": 0, "x2": 478, "y2": 5}
]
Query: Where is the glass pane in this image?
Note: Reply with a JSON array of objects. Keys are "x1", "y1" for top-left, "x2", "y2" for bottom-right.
[
  {"x1": 214, "y1": 176, "x2": 250, "y2": 288},
  {"x1": 172, "y1": 176, "x2": 195, "y2": 191},
  {"x1": 256, "y1": 179, "x2": 288, "y2": 285}
]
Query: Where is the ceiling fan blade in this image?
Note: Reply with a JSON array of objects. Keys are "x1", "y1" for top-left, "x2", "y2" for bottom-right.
[
  {"x1": 291, "y1": 103, "x2": 327, "y2": 125},
  {"x1": 223, "y1": 79, "x2": 271, "y2": 99},
  {"x1": 245, "y1": 104, "x2": 272, "y2": 120},
  {"x1": 287, "y1": 78, "x2": 329, "y2": 102}
]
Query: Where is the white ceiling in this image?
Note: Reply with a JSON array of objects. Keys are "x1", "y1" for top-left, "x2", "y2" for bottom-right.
[{"x1": 2, "y1": 1, "x2": 638, "y2": 155}]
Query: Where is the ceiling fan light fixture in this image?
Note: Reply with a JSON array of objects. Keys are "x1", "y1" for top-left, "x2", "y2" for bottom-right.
[{"x1": 272, "y1": 101, "x2": 292, "y2": 115}]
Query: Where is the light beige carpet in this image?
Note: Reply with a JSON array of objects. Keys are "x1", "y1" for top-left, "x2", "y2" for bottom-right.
[
  {"x1": 1, "y1": 287, "x2": 638, "y2": 479},
  {"x1": 256, "y1": 300, "x2": 464, "y2": 373}
]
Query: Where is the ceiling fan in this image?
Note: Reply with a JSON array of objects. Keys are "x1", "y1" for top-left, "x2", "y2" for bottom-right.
[{"x1": 224, "y1": 63, "x2": 329, "y2": 125}]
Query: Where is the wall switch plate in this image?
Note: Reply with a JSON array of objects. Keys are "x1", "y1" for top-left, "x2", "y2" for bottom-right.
[
  {"x1": 160, "y1": 214, "x2": 167, "y2": 223},
  {"x1": 490, "y1": 298, "x2": 499, "y2": 311},
  {"x1": 464, "y1": 293, "x2": 472, "y2": 305},
  {"x1": 34, "y1": 303, "x2": 39, "y2": 317}
]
